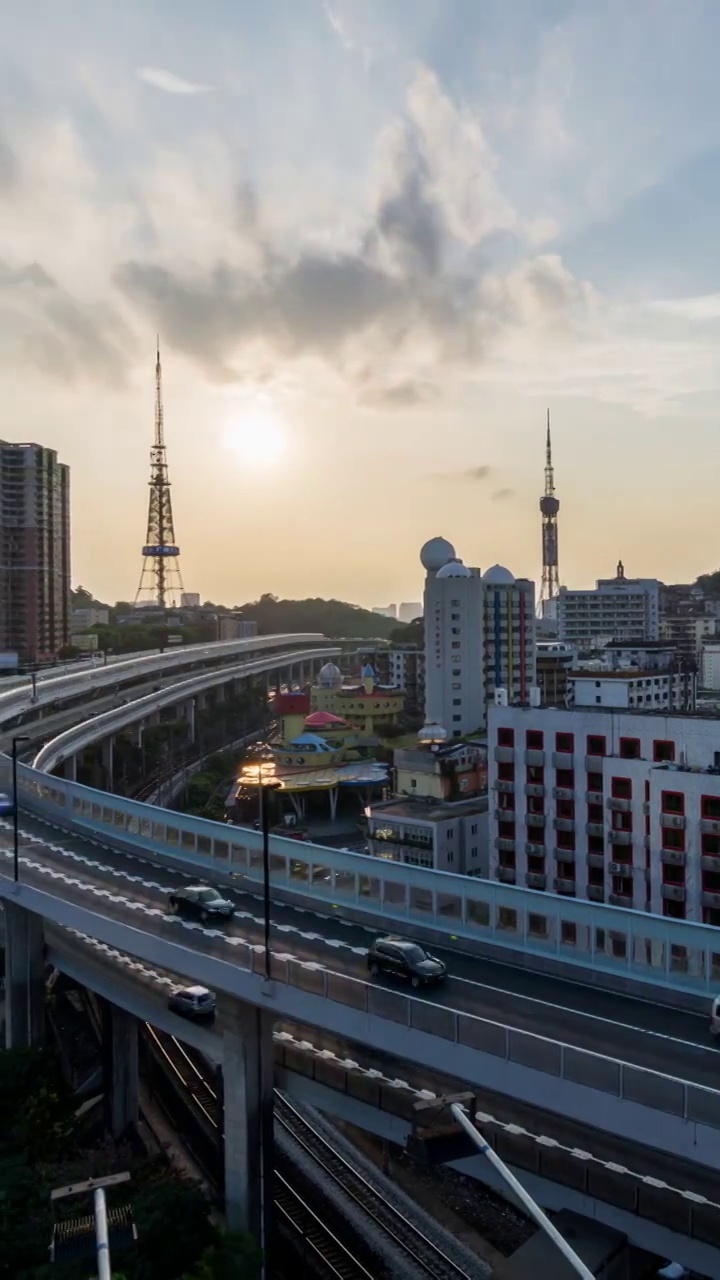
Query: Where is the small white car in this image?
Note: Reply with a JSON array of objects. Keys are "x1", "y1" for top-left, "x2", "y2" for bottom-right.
[{"x1": 168, "y1": 985, "x2": 217, "y2": 1021}]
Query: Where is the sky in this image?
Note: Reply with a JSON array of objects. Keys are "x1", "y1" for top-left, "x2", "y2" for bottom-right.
[{"x1": 3, "y1": 0, "x2": 720, "y2": 608}]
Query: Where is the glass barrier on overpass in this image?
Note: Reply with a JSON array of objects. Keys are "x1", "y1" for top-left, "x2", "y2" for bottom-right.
[{"x1": 16, "y1": 763, "x2": 720, "y2": 1001}]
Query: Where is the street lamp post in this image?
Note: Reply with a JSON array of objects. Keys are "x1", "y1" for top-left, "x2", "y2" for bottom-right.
[
  {"x1": 12, "y1": 736, "x2": 30, "y2": 882},
  {"x1": 247, "y1": 758, "x2": 281, "y2": 980}
]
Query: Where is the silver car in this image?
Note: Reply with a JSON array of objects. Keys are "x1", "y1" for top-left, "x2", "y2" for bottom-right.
[{"x1": 168, "y1": 985, "x2": 217, "y2": 1020}]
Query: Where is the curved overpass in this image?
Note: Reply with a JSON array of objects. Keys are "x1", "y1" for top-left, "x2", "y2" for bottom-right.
[{"x1": 2, "y1": 635, "x2": 720, "y2": 1270}]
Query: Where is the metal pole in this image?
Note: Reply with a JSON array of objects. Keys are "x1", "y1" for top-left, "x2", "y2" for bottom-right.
[
  {"x1": 11, "y1": 738, "x2": 25, "y2": 882},
  {"x1": 260, "y1": 784, "x2": 271, "y2": 979},
  {"x1": 450, "y1": 1105, "x2": 595, "y2": 1280},
  {"x1": 93, "y1": 1186, "x2": 112, "y2": 1280}
]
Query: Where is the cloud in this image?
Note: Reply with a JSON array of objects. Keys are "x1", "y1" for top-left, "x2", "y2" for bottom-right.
[
  {"x1": 137, "y1": 67, "x2": 212, "y2": 95},
  {"x1": 358, "y1": 380, "x2": 440, "y2": 409},
  {"x1": 492, "y1": 487, "x2": 514, "y2": 501},
  {"x1": 114, "y1": 67, "x2": 592, "y2": 400},
  {"x1": 430, "y1": 465, "x2": 493, "y2": 482},
  {"x1": 0, "y1": 262, "x2": 55, "y2": 289}
]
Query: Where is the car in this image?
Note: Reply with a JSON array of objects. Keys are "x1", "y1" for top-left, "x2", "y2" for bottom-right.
[
  {"x1": 168, "y1": 885, "x2": 235, "y2": 922},
  {"x1": 0, "y1": 792, "x2": 14, "y2": 816},
  {"x1": 367, "y1": 936, "x2": 447, "y2": 988},
  {"x1": 168, "y1": 985, "x2": 217, "y2": 1020}
]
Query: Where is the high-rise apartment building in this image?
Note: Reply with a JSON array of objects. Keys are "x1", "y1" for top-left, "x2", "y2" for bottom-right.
[
  {"x1": 557, "y1": 562, "x2": 661, "y2": 646},
  {"x1": 488, "y1": 700, "x2": 720, "y2": 925},
  {"x1": 0, "y1": 441, "x2": 70, "y2": 664},
  {"x1": 421, "y1": 539, "x2": 536, "y2": 737}
]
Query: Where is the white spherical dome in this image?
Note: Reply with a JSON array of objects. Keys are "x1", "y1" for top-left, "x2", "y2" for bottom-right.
[
  {"x1": 483, "y1": 564, "x2": 515, "y2": 586},
  {"x1": 418, "y1": 721, "x2": 448, "y2": 745},
  {"x1": 420, "y1": 536, "x2": 456, "y2": 572},
  {"x1": 317, "y1": 661, "x2": 342, "y2": 688},
  {"x1": 436, "y1": 558, "x2": 471, "y2": 578}
]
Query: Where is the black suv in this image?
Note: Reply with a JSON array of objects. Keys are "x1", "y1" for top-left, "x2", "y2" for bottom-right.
[
  {"x1": 168, "y1": 885, "x2": 235, "y2": 922},
  {"x1": 367, "y1": 936, "x2": 446, "y2": 988}
]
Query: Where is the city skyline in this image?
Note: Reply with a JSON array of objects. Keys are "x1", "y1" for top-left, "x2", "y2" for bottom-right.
[{"x1": 3, "y1": 2, "x2": 720, "y2": 606}]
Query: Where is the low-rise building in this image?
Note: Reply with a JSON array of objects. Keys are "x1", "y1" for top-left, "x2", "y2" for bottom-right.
[
  {"x1": 569, "y1": 668, "x2": 696, "y2": 713},
  {"x1": 702, "y1": 642, "x2": 720, "y2": 691},
  {"x1": 536, "y1": 641, "x2": 576, "y2": 705},
  {"x1": 71, "y1": 606, "x2": 109, "y2": 632},
  {"x1": 557, "y1": 562, "x2": 661, "y2": 645},
  {"x1": 488, "y1": 700, "x2": 720, "y2": 925}
]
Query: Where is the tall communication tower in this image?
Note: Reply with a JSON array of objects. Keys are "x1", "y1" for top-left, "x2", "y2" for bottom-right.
[
  {"x1": 133, "y1": 340, "x2": 184, "y2": 609},
  {"x1": 539, "y1": 409, "x2": 560, "y2": 607}
]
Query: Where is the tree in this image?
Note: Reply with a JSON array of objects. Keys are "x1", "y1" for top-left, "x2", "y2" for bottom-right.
[
  {"x1": 181, "y1": 1230, "x2": 262, "y2": 1280},
  {"x1": 130, "y1": 1178, "x2": 215, "y2": 1280}
]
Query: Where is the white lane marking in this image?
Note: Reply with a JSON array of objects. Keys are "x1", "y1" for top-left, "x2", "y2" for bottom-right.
[{"x1": 8, "y1": 821, "x2": 714, "y2": 1054}]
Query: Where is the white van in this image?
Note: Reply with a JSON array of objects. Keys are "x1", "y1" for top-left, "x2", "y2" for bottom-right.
[{"x1": 710, "y1": 995, "x2": 720, "y2": 1036}]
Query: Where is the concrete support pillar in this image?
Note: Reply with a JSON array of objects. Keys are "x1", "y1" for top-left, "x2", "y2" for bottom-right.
[
  {"x1": 62, "y1": 755, "x2": 77, "y2": 782},
  {"x1": 131, "y1": 721, "x2": 145, "y2": 749},
  {"x1": 102, "y1": 738, "x2": 114, "y2": 793},
  {"x1": 183, "y1": 700, "x2": 196, "y2": 743},
  {"x1": 101, "y1": 1002, "x2": 139, "y2": 1140},
  {"x1": 4, "y1": 901, "x2": 45, "y2": 1049},
  {"x1": 222, "y1": 1001, "x2": 274, "y2": 1250}
]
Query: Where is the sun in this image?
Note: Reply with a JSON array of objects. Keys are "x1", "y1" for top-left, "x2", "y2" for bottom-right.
[{"x1": 223, "y1": 400, "x2": 288, "y2": 467}]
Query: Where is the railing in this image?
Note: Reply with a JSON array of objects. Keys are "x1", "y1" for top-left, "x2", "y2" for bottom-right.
[{"x1": 17, "y1": 761, "x2": 720, "y2": 1000}]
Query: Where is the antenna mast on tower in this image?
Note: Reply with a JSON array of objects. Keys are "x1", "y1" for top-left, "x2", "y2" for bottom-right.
[
  {"x1": 539, "y1": 409, "x2": 560, "y2": 608},
  {"x1": 133, "y1": 339, "x2": 184, "y2": 609}
]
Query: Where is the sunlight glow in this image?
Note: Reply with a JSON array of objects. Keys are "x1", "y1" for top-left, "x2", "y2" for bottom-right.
[{"x1": 223, "y1": 400, "x2": 288, "y2": 467}]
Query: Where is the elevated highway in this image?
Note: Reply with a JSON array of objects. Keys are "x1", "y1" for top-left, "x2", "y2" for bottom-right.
[{"x1": 2, "y1": 633, "x2": 720, "y2": 1264}]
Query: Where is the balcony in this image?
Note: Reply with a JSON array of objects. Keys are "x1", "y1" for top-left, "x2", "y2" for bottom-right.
[
  {"x1": 494, "y1": 779, "x2": 515, "y2": 793},
  {"x1": 554, "y1": 877, "x2": 576, "y2": 895},
  {"x1": 553, "y1": 786, "x2": 574, "y2": 800},
  {"x1": 609, "y1": 892, "x2": 634, "y2": 908},
  {"x1": 662, "y1": 884, "x2": 686, "y2": 903},
  {"x1": 524, "y1": 749, "x2": 545, "y2": 767},
  {"x1": 586, "y1": 853, "x2": 605, "y2": 868},
  {"x1": 585, "y1": 754, "x2": 605, "y2": 771},
  {"x1": 553, "y1": 817, "x2": 575, "y2": 832},
  {"x1": 608, "y1": 829, "x2": 632, "y2": 845},
  {"x1": 660, "y1": 813, "x2": 686, "y2": 829},
  {"x1": 552, "y1": 751, "x2": 574, "y2": 769},
  {"x1": 700, "y1": 818, "x2": 720, "y2": 835},
  {"x1": 661, "y1": 849, "x2": 686, "y2": 866},
  {"x1": 607, "y1": 797, "x2": 631, "y2": 812},
  {"x1": 526, "y1": 872, "x2": 547, "y2": 890},
  {"x1": 494, "y1": 837, "x2": 516, "y2": 853},
  {"x1": 494, "y1": 745, "x2": 515, "y2": 764},
  {"x1": 701, "y1": 854, "x2": 720, "y2": 873},
  {"x1": 554, "y1": 846, "x2": 576, "y2": 862},
  {"x1": 585, "y1": 822, "x2": 605, "y2": 837},
  {"x1": 702, "y1": 890, "x2": 720, "y2": 909},
  {"x1": 609, "y1": 860, "x2": 633, "y2": 875},
  {"x1": 525, "y1": 783, "x2": 545, "y2": 797},
  {"x1": 494, "y1": 808, "x2": 516, "y2": 823},
  {"x1": 526, "y1": 812, "x2": 546, "y2": 828},
  {"x1": 496, "y1": 866, "x2": 517, "y2": 885},
  {"x1": 586, "y1": 885, "x2": 605, "y2": 902},
  {"x1": 585, "y1": 790, "x2": 603, "y2": 805},
  {"x1": 525, "y1": 841, "x2": 546, "y2": 857}
]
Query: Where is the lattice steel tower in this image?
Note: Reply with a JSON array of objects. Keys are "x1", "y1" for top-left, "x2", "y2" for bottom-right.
[
  {"x1": 133, "y1": 340, "x2": 184, "y2": 608},
  {"x1": 539, "y1": 409, "x2": 560, "y2": 607}
]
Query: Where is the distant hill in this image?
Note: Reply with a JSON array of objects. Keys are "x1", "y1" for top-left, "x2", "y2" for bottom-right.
[{"x1": 237, "y1": 594, "x2": 406, "y2": 639}]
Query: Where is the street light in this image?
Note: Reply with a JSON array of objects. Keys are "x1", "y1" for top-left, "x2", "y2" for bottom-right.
[
  {"x1": 12, "y1": 736, "x2": 30, "y2": 882},
  {"x1": 244, "y1": 756, "x2": 281, "y2": 980}
]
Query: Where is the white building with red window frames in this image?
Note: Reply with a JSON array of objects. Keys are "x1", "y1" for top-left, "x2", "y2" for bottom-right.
[{"x1": 488, "y1": 701, "x2": 720, "y2": 925}]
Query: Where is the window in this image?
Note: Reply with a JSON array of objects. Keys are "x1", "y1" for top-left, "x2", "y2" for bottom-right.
[
  {"x1": 653, "y1": 740, "x2": 675, "y2": 763},
  {"x1": 556, "y1": 830, "x2": 575, "y2": 850},
  {"x1": 451, "y1": 599, "x2": 460, "y2": 607},
  {"x1": 663, "y1": 828, "x2": 685, "y2": 851},
  {"x1": 587, "y1": 772, "x2": 603, "y2": 792},
  {"x1": 619, "y1": 737, "x2": 641, "y2": 759},
  {"x1": 452, "y1": 682, "x2": 461, "y2": 690},
  {"x1": 556, "y1": 732, "x2": 574, "y2": 753},
  {"x1": 702, "y1": 796, "x2": 720, "y2": 819},
  {"x1": 451, "y1": 627, "x2": 460, "y2": 635},
  {"x1": 452, "y1": 714, "x2": 461, "y2": 722},
  {"x1": 611, "y1": 777, "x2": 632, "y2": 799},
  {"x1": 470, "y1": 823, "x2": 477, "y2": 835},
  {"x1": 661, "y1": 791, "x2": 684, "y2": 814},
  {"x1": 587, "y1": 803, "x2": 603, "y2": 824},
  {"x1": 451, "y1": 641, "x2": 461, "y2": 649},
  {"x1": 451, "y1": 613, "x2": 460, "y2": 621},
  {"x1": 588, "y1": 835, "x2": 604, "y2": 853},
  {"x1": 561, "y1": 921, "x2": 577, "y2": 946},
  {"x1": 588, "y1": 865, "x2": 604, "y2": 886},
  {"x1": 587, "y1": 734, "x2": 606, "y2": 756},
  {"x1": 702, "y1": 833, "x2": 720, "y2": 855},
  {"x1": 452, "y1": 668, "x2": 461, "y2": 677},
  {"x1": 498, "y1": 727, "x2": 514, "y2": 747},
  {"x1": 556, "y1": 799, "x2": 575, "y2": 820},
  {"x1": 452, "y1": 698, "x2": 461, "y2": 706},
  {"x1": 556, "y1": 768, "x2": 574, "y2": 789},
  {"x1": 526, "y1": 765, "x2": 543, "y2": 783},
  {"x1": 526, "y1": 730, "x2": 544, "y2": 749},
  {"x1": 498, "y1": 762, "x2": 514, "y2": 780}
]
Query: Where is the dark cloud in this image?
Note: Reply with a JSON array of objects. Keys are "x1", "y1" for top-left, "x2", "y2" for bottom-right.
[
  {"x1": 0, "y1": 261, "x2": 55, "y2": 289},
  {"x1": 358, "y1": 379, "x2": 440, "y2": 409},
  {"x1": 492, "y1": 487, "x2": 515, "y2": 501},
  {"x1": 430, "y1": 464, "x2": 493, "y2": 482},
  {"x1": 21, "y1": 296, "x2": 134, "y2": 386}
]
